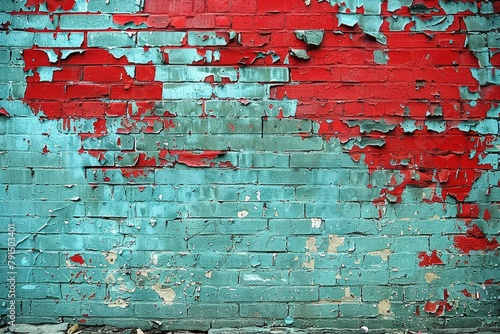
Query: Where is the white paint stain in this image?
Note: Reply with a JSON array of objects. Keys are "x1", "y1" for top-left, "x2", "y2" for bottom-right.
[
  {"x1": 244, "y1": 195, "x2": 251, "y2": 202},
  {"x1": 205, "y1": 271, "x2": 213, "y2": 279},
  {"x1": 106, "y1": 298, "x2": 129, "y2": 308},
  {"x1": 256, "y1": 191, "x2": 261, "y2": 201},
  {"x1": 238, "y1": 210, "x2": 249, "y2": 218},
  {"x1": 152, "y1": 283, "x2": 176, "y2": 305},
  {"x1": 151, "y1": 253, "x2": 159, "y2": 266},
  {"x1": 311, "y1": 218, "x2": 322, "y2": 229},
  {"x1": 368, "y1": 249, "x2": 391, "y2": 261},
  {"x1": 102, "y1": 251, "x2": 117, "y2": 264}
]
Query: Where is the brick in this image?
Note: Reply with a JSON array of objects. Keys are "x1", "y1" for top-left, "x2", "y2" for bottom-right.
[
  {"x1": 156, "y1": 65, "x2": 237, "y2": 82},
  {"x1": 0, "y1": 31, "x2": 34, "y2": 47},
  {"x1": 87, "y1": 0, "x2": 144, "y2": 13},
  {"x1": 289, "y1": 303, "x2": 339, "y2": 318},
  {"x1": 59, "y1": 14, "x2": 113, "y2": 30},
  {"x1": 240, "y1": 67, "x2": 289, "y2": 82},
  {"x1": 214, "y1": 83, "x2": 270, "y2": 99},
  {"x1": 137, "y1": 31, "x2": 186, "y2": 46},
  {"x1": 241, "y1": 303, "x2": 289, "y2": 318},
  {"x1": 162, "y1": 83, "x2": 213, "y2": 99},
  {"x1": 87, "y1": 32, "x2": 136, "y2": 47},
  {"x1": 34, "y1": 32, "x2": 84, "y2": 47},
  {"x1": 188, "y1": 304, "x2": 239, "y2": 318}
]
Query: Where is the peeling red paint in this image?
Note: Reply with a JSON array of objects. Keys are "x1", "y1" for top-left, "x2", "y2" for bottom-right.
[
  {"x1": 69, "y1": 254, "x2": 85, "y2": 265},
  {"x1": 42, "y1": 145, "x2": 50, "y2": 154},
  {"x1": 169, "y1": 150, "x2": 227, "y2": 167},
  {"x1": 0, "y1": 108, "x2": 10, "y2": 117},
  {"x1": 453, "y1": 224, "x2": 499, "y2": 254},
  {"x1": 418, "y1": 250, "x2": 444, "y2": 267},
  {"x1": 461, "y1": 289, "x2": 472, "y2": 298},
  {"x1": 424, "y1": 290, "x2": 452, "y2": 317},
  {"x1": 25, "y1": 0, "x2": 76, "y2": 11}
]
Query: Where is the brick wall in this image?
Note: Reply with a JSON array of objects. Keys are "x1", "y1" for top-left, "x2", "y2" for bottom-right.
[{"x1": 0, "y1": 0, "x2": 499, "y2": 331}]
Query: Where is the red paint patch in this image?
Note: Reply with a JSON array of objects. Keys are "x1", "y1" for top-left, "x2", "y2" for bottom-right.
[
  {"x1": 418, "y1": 250, "x2": 445, "y2": 267},
  {"x1": 0, "y1": 108, "x2": 10, "y2": 117},
  {"x1": 69, "y1": 254, "x2": 85, "y2": 265},
  {"x1": 26, "y1": 0, "x2": 76, "y2": 11},
  {"x1": 169, "y1": 150, "x2": 227, "y2": 167},
  {"x1": 453, "y1": 224, "x2": 499, "y2": 254}
]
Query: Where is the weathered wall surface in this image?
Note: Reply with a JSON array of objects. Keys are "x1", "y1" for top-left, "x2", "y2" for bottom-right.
[{"x1": 0, "y1": 0, "x2": 499, "y2": 331}]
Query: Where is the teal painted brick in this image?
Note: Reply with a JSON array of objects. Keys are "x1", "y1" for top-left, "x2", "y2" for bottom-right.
[
  {"x1": 87, "y1": 0, "x2": 144, "y2": 13},
  {"x1": 275, "y1": 136, "x2": 324, "y2": 151},
  {"x1": 240, "y1": 67, "x2": 289, "y2": 83},
  {"x1": 0, "y1": 49, "x2": 9, "y2": 63},
  {"x1": 178, "y1": 185, "x2": 239, "y2": 202},
  {"x1": 154, "y1": 100, "x2": 203, "y2": 116},
  {"x1": 59, "y1": 14, "x2": 113, "y2": 30},
  {"x1": 162, "y1": 83, "x2": 213, "y2": 99},
  {"x1": 129, "y1": 251, "x2": 196, "y2": 268},
  {"x1": 240, "y1": 303, "x2": 289, "y2": 318},
  {"x1": 275, "y1": 253, "x2": 306, "y2": 269},
  {"x1": 0, "y1": 83, "x2": 9, "y2": 98},
  {"x1": 34, "y1": 234, "x2": 122, "y2": 251},
  {"x1": 205, "y1": 169, "x2": 258, "y2": 184},
  {"x1": 338, "y1": 302, "x2": 378, "y2": 318},
  {"x1": 393, "y1": 236, "x2": 430, "y2": 253},
  {"x1": 87, "y1": 32, "x2": 136, "y2": 47},
  {"x1": 34, "y1": 32, "x2": 84, "y2": 47},
  {"x1": 198, "y1": 251, "x2": 224, "y2": 269},
  {"x1": 262, "y1": 201, "x2": 305, "y2": 219},
  {"x1": 33, "y1": 168, "x2": 85, "y2": 185},
  {"x1": 82, "y1": 135, "x2": 135, "y2": 150},
  {"x1": 269, "y1": 218, "x2": 324, "y2": 235},
  {"x1": 86, "y1": 168, "x2": 154, "y2": 184},
  {"x1": 296, "y1": 186, "x2": 340, "y2": 202},
  {"x1": 320, "y1": 286, "x2": 361, "y2": 301},
  {"x1": 82, "y1": 301, "x2": 134, "y2": 317},
  {"x1": 30, "y1": 300, "x2": 81, "y2": 317},
  {"x1": 289, "y1": 303, "x2": 339, "y2": 318},
  {"x1": 109, "y1": 47, "x2": 163, "y2": 64},
  {"x1": 0, "y1": 31, "x2": 34, "y2": 47},
  {"x1": 0, "y1": 135, "x2": 32, "y2": 150},
  {"x1": 265, "y1": 286, "x2": 318, "y2": 302},
  {"x1": 240, "y1": 271, "x2": 288, "y2": 286},
  {"x1": 362, "y1": 285, "x2": 403, "y2": 302},
  {"x1": 138, "y1": 31, "x2": 186, "y2": 46},
  {"x1": 16, "y1": 283, "x2": 61, "y2": 299},
  {"x1": 289, "y1": 270, "x2": 337, "y2": 286},
  {"x1": 263, "y1": 119, "x2": 313, "y2": 134},
  {"x1": 219, "y1": 286, "x2": 267, "y2": 302},
  {"x1": 226, "y1": 134, "x2": 276, "y2": 151},
  {"x1": 234, "y1": 234, "x2": 287, "y2": 252},
  {"x1": 0, "y1": 201, "x2": 36, "y2": 216},
  {"x1": 257, "y1": 169, "x2": 311, "y2": 185},
  {"x1": 0, "y1": 66, "x2": 26, "y2": 82},
  {"x1": 290, "y1": 152, "x2": 344, "y2": 168},
  {"x1": 16, "y1": 251, "x2": 60, "y2": 267},
  {"x1": 188, "y1": 236, "x2": 233, "y2": 252},
  {"x1": 0, "y1": 169, "x2": 32, "y2": 184},
  {"x1": 61, "y1": 283, "x2": 106, "y2": 301},
  {"x1": 239, "y1": 185, "x2": 295, "y2": 201},
  {"x1": 306, "y1": 202, "x2": 361, "y2": 219},
  {"x1": 165, "y1": 48, "x2": 204, "y2": 64},
  {"x1": 214, "y1": 83, "x2": 270, "y2": 99},
  {"x1": 156, "y1": 65, "x2": 237, "y2": 82},
  {"x1": 349, "y1": 236, "x2": 392, "y2": 252},
  {"x1": 135, "y1": 302, "x2": 188, "y2": 318},
  {"x1": 204, "y1": 99, "x2": 297, "y2": 118},
  {"x1": 188, "y1": 304, "x2": 239, "y2": 318},
  {"x1": 188, "y1": 31, "x2": 229, "y2": 46},
  {"x1": 249, "y1": 152, "x2": 290, "y2": 168},
  {"x1": 85, "y1": 200, "x2": 135, "y2": 218},
  {"x1": 338, "y1": 269, "x2": 390, "y2": 285},
  {"x1": 135, "y1": 201, "x2": 180, "y2": 218},
  {"x1": 155, "y1": 169, "x2": 207, "y2": 185},
  {"x1": 213, "y1": 219, "x2": 268, "y2": 235},
  {"x1": 10, "y1": 82, "x2": 27, "y2": 98}
]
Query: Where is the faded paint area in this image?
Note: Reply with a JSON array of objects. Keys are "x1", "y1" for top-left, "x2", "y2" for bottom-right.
[{"x1": 0, "y1": 0, "x2": 498, "y2": 331}]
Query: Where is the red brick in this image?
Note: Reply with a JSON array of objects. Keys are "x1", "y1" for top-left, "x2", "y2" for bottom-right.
[{"x1": 110, "y1": 84, "x2": 163, "y2": 100}]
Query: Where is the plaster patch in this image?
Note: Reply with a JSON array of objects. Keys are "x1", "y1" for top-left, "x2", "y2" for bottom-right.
[
  {"x1": 327, "y1": 234, "x2": 345, "y2": 253},
  {"x1": 425, "y1": 272, "x2": 441, "y2": 283},
  {"x1": 368, "y1": 249, "x2": 391, "y2": 261},
  {"x1": 106, "y1": 298, "x2": 129, "y2": 308},
  {"x1": 311, "y1": 218, "x2": 322, "y2": 229},
  {"x1": 102, "y1": 251, "x2": 117, "y2": 264},
  {"x1": 238, "y1": 210, "x2": 249, "y2": 218},
  {"x1": 378, "y1": 299, "x2": 391, "y2": 316},
  {"x1": 152, "y1": 283, "x2": 176, "y2": 304}
]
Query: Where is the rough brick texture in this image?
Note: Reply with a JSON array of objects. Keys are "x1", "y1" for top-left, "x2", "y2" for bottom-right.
[{"x1": 0, "y1": 0, "x2": 499, "y2": 332}]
